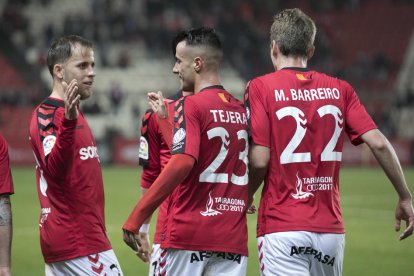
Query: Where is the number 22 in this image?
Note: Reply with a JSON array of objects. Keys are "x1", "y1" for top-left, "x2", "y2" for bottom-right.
[{"x1": 276, "y1": 105, "x2": 343, "y2": 164}]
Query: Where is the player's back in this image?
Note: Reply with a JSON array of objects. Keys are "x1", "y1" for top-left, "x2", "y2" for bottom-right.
[
  {"x1": 164, "y1": 85, "x2": 249, "y2": 256},
  {"x1": 246, "y1": 68, "x2": 376, "y2": 236}
]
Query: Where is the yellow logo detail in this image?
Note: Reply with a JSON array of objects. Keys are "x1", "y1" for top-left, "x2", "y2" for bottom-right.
[
  {"x1": 218, "y1": 93, "x2": 229, "y2": 103},
  {"x1": 296, "y1": 73, "x2": 307, "y2": 81}
]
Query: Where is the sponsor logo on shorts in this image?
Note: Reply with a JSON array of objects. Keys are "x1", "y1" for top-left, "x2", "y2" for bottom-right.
[
  {"x1": 138, "y1": 136, "x2": 149, "y2": 160},
  {"x1": 190, "y1": 251, "x2": 242, "y2": 264},
  {"x1": 290, "y1": 246, "x2": 335, "y2": 266}
]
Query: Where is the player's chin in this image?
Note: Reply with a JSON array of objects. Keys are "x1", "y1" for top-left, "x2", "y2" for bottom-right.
[{"x1": 79, "y1": 88, "x2": 93, "y2": 100}]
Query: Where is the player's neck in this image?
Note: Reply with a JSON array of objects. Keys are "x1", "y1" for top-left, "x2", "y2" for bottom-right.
[
  {"x1": 194, "y1": 73, "x2": 221, "y2": 93},
  {"x1": 50, "y1": 82, "x2": 65, "y2": 100},
  {"x1": 275, "y1": 56, "x2": 307, "y2": 71}
]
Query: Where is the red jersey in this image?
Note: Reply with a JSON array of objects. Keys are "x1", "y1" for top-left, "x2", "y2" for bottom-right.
[
  {"x1": 29, "y1": 97, "x2": 111, "y2": 263},
  {"x1": 138, "y1": 95, "x2": 180, "y2": 244},
  {"x1": 0, "y1": 134, "x2": 14, "y2": 195},
  {"x1": 162, "y1": 85, "x2": 249, "y2": 256},
  {"x1": 245, "y1": 68, "x2": 377, "y2": 237}
]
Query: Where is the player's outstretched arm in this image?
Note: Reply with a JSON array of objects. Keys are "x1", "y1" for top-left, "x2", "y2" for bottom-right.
[
  {"x1": 136, "y1": 187, "x2": 151, "y2": 263},
  {"x1": 361, "y1": 129, "x2": 414, "y2": 240},
  {"x1": 122, "y1": 154, "x2": 194, "y2": 252},
  {"x1": 248, "y1": 144, "x2": 270, "y2": 207}
]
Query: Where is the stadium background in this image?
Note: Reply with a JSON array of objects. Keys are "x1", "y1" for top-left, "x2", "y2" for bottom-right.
[{"x1": 0, "y1": 0, "x2": 413, "y2": 275}]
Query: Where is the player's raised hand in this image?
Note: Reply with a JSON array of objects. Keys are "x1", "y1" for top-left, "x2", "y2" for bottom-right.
[
  {"x1": 136, "y1": 232, "x2": 150, "y2": 263},
  {"x1": 148, "y1": 91, "x2": 168, "y2": 119},
  {"x1": 394, "y1": 198, "x2": 414, "y2": 240},
  {"x1": 123, "y1": 229, "x2": 142, "y2": 253},
  {"x1": 63, "y1": 79, "x2": 80, "y2": 120}
]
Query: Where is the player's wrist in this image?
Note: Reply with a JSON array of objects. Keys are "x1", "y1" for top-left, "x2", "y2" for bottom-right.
[{"x1": 139, "y1": 223, "x2": 150, "y2": 233}]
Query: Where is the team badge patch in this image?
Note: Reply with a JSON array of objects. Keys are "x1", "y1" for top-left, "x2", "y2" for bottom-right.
[
  {"x1": 172, "y1": 128, "x2": 186, "y2": 152},
  {"x1": 139, "y1": 136, "x2": 149, "y2": 160},
  {"x1": 42, "y1": 135, "x2": 56, "y2": 156},
  {"x1": 173, "y1": 128, "x2": 186, "y2": 144}
]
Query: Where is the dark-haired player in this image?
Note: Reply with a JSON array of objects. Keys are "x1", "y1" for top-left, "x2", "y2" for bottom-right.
[{"x1": 123, "y1": 27, "x2": 249, "y2": 275}]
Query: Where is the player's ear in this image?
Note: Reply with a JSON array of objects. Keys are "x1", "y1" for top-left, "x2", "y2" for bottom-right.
[
  {"x1": 270, "y1": 40, "x2": 279, "y2": 59},
  {"x1": 54, "y1": 64, "x2": 64, "y2": 81},
  {"x1": 193, "y1": 56, "x2": 203, "y2": 73},
  {"x1": 270, "y1": 40, "x2": 279, "y2": 68},
  {"x1": 307, "y1": 46, "x2": 315, "y2": 60}
]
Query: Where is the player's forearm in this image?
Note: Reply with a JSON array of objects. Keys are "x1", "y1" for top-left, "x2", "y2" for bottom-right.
[
  {"x1": 363, "y1": 130, "x2": 412, "y2": 200},
  {"x1": 248, "y1": 144, "x2": 270, "y2": 200},
  {"x1": 140, "y1": 187, "x2": 152, "y2": 225},
  {"x1": 0, "y1": 196, "x2": 12, "y2": 268},
  {"x1": 123, "y1": 154, "x2": 194, "y2": 232},
  {"x1": 46, "y1": 117, "x2": 77, "y2": 179}
]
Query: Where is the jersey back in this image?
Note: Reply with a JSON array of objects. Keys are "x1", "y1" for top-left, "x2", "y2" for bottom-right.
[
  {"x1": 245, "y1": 68, "x2": 377, "y2": 236},
  {"x1": 163, "y1": 86, "x2": 249, "y2": 256}
]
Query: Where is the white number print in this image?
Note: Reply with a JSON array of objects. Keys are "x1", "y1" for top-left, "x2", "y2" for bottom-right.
[
  {"x1": 231, "y1": 130, "x2": 249, "y2": 185},
  {"x1": 276, "y1": 105, "x2": 343, "y2": 164},
  {"x1": 199, "y1": 127, "x2": 249, "y2": 185},
  {"x1": 276, "y1": 107, "x2": 310, "y2": 164},
  {"x1": 317, "y1": 105, "x2": 343, "y2": 161}
]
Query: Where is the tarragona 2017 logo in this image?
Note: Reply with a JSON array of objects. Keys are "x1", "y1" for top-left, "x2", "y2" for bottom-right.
[{"x1": 291, "y1": 172, "x2": 314, "y2": 199}]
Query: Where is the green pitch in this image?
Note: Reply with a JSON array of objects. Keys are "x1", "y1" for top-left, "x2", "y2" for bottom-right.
[{"x1": 11, "y1": 166, "x2": 414, "y2": 275}]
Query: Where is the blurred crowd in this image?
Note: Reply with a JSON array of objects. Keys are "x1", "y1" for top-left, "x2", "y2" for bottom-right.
[{"x1": 1, "y1": 0, "x2": 414, "y2": 140}]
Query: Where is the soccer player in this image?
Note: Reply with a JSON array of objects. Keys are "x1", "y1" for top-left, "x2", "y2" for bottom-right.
[
  {"x1": 137, "y1": 90, "x2": 192, "y2": 275},
  {"x1": 245, "y1": 8, "x2": 414, "y2": 276},
  {"x1": 123, "y1": 27, "x2": 249, "y2": 275},
  {"x1": 0, "y1": 134, "x2": 13, "y2": 276},
  {"x1": 28, "y1": 35, "x2": 123, "y2": 275}
]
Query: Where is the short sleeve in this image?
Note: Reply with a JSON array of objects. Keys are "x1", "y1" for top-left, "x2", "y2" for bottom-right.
[
  {"x1": 343, "y1": 82, "x2": 377, "y2": 145},
  {"x1": 171, "y1": 97, "x2": 201, "y2": 161},
  {"x1": 245, "y1": 79, "x2": 271, "y2": 147}
]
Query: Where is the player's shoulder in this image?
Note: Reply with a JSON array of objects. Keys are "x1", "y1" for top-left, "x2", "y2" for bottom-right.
[
  {"x1": 31, "y1": 97, "x2": 64, "y2": 139},
  {"x1": 35, "y1": 97, "x2": 64, "y2": 119},
  {"x1": 315, "y1": 71, "x2": 353, "y2": 89},
  {"x1": 141, "y1": 108, "x2": 155, "y2": 124}
]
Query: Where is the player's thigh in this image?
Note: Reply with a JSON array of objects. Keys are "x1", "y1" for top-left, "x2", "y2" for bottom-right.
[
  {"x1": 45, "y1": 249, "x2": 123, "y2": 276},
  {"x1": 149, "y1": 244, "x2": 163, "y2": 276},
  {"x1": 204, "y1": 252, "x2": 247, "y2": 276},
  {"x1": 257, "y1": 232, "x2": 312, "y2": 276},
  {"x1": 162, "y1": 248, "x2": 206, "y2": 276},
  {"x1": 309, "y1": 233, "x2": 344, "y2": 276}
]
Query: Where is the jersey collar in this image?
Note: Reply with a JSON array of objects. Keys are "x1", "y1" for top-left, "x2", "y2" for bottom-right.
[
  {"x1": 44, "y1": 97, "x2": 65, "y2": 108},
  {"x1": 199, "y1": 85, "x2": 224, "y2": 93},
  {"x1": 281, "y1": 67, "x2": 310, "y2": 72}
]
